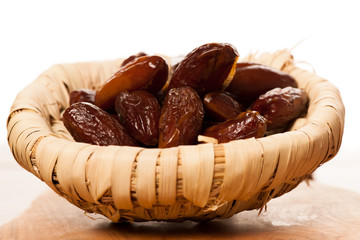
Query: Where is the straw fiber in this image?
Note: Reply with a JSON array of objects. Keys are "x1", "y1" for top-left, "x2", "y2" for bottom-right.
[{"x1": 7, "y1": 50, "x2": 345, "y2": 222}]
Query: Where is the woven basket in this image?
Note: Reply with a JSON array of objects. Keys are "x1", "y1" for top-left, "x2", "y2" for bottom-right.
[{"x1": 7, "y1": 50, "x2": 345, "y2": 222}]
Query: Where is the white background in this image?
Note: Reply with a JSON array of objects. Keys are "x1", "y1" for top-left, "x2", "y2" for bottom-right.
[{"x1": 0, "y1": 0, "x2": 359, "y2": 223}]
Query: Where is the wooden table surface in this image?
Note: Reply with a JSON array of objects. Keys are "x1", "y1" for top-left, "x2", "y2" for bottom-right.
[{"x1": 1, "y1": 181, "x2": 360, "y2": 240}]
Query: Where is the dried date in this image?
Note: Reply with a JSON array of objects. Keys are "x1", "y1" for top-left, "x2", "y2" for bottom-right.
[
  {"x1": 226, "y1": 63, "x2": 297, "y2": 106},
  {"x1": 158, "y1": 86, "x2": 204, "y2": 148},
  {"x1": 203, "y1": 91, "x2": 244, "y2": 122},
  {"x1": 203, "y1": 110, "x2": 267, "y2": 144},
  {"x1": 121, "y1": 52, "x2": 147, "y2": 67},
  {"x1": 69, "y1": 89, "x2": 95, "y2": 105},
  {"x1": 168, "y1": 43, "x2": 238, "y2": 95},
  {"x1": 63, "y1": 102, "x2": 138, "y2": 146},
  {"x1": 235, "y1": 61, "x2": 261, "y2": 69},
  {"x1": 115, "y1": 90, "x2": 160, "y2": 146},
  {"x1": 95, "y1": 55, "x2": 168, "y2": 111},
  {"x1": 250, "y1": 87, "x2": 308, "y2": 130}
]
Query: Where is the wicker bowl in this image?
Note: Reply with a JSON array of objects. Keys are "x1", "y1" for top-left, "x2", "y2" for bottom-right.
[{"x1": 7, "y1": 50, "x2": 345, "y2": 222}]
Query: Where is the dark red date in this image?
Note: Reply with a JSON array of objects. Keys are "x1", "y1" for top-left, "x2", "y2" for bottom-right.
[
  {"x1": 203, "y1": 110, "x2": 267, "y2": 144},
  {"x1": 250, "y1": 87, "x2": 308, "y2": 130},
  {"x1": 168, "y1": 43, "x2": 238, "y2": 95},
  {"x1": 203, "y1": 91, "x2": 244, "y2": 122},
  {"x1": 158, "y1": 87, "x2": 204, "y2": 148},
  {"x1": 95, "y1": 55, "x2": 168, "y2": 111},
  {"x1": 226, "y1": 63, "x2": 297, "y2": 106},
  {"x1": 235, "y1": 61, "x2": 261, "y2": 69},
  {"x1": 63, "y1": 102, "x2": 138, "y2": 146},
  {"x1": 69, "y1": 89, "x2": 95, "y2": 105},
  {"x1": 121, "y1": 52, "x2": 147, "y2": 67},
  {"x1": 115, "y1": 90, "x2": 160, "y2": 146}
]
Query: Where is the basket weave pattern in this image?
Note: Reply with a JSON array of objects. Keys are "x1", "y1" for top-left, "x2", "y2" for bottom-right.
[{"x1": 7, "y1": 50, "x2": 345, "y2": 222}]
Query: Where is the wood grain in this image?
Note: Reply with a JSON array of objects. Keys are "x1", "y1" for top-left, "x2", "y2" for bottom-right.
[{"x1": 1, "y1": 182, "x2": 359, "y2": 240}]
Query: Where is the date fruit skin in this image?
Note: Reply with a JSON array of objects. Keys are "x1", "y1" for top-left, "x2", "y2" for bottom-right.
[
  {"x1": 250, "y1": 87, "x2": 308, "y2": 130},
  {"x1": 69, "y1": 89, "x2": 95, "y2": 106},
  {"x1": 226, "y1": 64, "x2": 297, "y2": 106},
  {"x1": 121, "y1": 52, "x2": 147, "y2": 67},
  {"x1": 115, "y1": 90, "x2": 161, "y2": 146},
  {"x1": 235, "y1": 61, "x2": 261, "y2": 69},
  {"x1": 95, "y1": 55, "x2": 168, "y2": 111},
  {"x1": 168, "y1": 43, "x2": 238, "y2": 95},
  {"x1": 63, "y1": 102, "x2": 138, "y2": 146},
  {"x1": 159, "y1": 86, "x2": 204, "y2": 148},
  {"x1": 203, "y1": 110, "x2": 267, "y2": 144},
  {"x1": 203, "y1": 91, "x2": 244, "y2": 122}
]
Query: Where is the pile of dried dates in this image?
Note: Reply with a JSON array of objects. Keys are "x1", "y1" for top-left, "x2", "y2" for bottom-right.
[{"x1": 63, "y1": 43, "x2": 308, "y2": 148}]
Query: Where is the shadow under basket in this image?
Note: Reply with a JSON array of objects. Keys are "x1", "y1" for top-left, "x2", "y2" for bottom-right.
[{"x1": 7, "y1": 50, "x2": 345, "y2": 222}]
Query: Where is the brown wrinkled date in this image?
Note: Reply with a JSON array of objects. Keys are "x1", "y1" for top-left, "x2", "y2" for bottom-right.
[
  {"x1": 168, "y1": 43, "x2": 238, "y2": 95},
  {"x1": 63, "y1": 102, "x2": 138, "y2": 146},
  {"x1": 69, "y1": 89, "x2": 95, "y2": 105},
  {"x1": 115, "y1": 90, "x2": 160, "y2": 146},
  {"x1": 250, "y1": 87, "x2": 308, "y2": 130},
  {"x1": 158, "y1": 87, "x2": 204, "y2": 148},
  {"x1": 204, "y1": 91, "x2": 244, "y2": 122},
  {"x1": 203, "y1": 111, "x2": 267, "y2": 144},
  {"x1": 226, "y1": 63, "x2": 298, "y2": 106},
  {"x1": 120, "y1": 52, "x2": 147, "y2": 67},
  {"x1": 95, "y1": 55, "x2": 168, "y2": 111}
]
